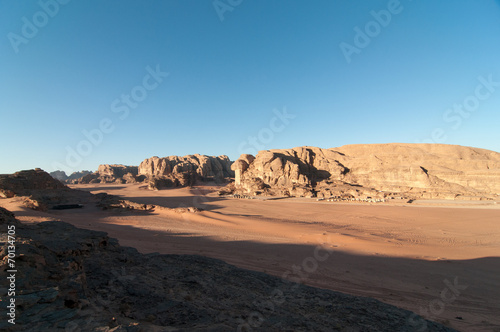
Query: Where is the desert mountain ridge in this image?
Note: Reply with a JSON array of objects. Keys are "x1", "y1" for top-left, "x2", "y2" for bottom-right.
[
  {"x1": 52, "y1": 154, "x2": 234, "y2": 190},
  {"x1": 231, "y1": 143, "x2": 500, "y2": 200},
  {"x1": 45, "y1": 143, "x2": 500, "y2": 201}
]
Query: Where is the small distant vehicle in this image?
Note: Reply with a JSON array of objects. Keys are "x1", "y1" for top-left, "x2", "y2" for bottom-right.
[{"x1": 51, "y1": 204, "x2": 84, "y2": 210}]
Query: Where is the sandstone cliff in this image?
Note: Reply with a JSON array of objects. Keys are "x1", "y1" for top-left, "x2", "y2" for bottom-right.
[
  {"x1": 139, "y1": 154, "x2": 234, "y2": 189},
  {"x1": 0, "y1": 207, "x2": 455, "y2": 331},
  {"x1": 72, "y1": 165, "x2": 144, "y2": 184},
  {"x1": 70, "y1": 155, "x2": 234, "y2": 189},
  {"x1": 232, "y1": 144, "x2": 500, "y2": 200}
]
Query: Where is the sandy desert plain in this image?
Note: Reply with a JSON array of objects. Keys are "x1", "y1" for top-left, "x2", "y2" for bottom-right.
[{"x1": 2, "y1": 181, "x2": 499, "y2": 331}]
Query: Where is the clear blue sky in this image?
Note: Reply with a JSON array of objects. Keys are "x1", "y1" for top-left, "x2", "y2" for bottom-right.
[{"x1": 1, "y1": 0, "x2": 499, "y2": 174}]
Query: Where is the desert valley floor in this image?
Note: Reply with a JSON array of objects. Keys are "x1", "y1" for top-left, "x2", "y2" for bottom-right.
[{"x1": 2, "y1": 183, "x2": 499, "y2": 331}]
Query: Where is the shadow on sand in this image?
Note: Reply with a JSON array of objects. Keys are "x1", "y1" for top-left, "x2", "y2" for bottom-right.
[
  {"x1": 72, "y1": 186, "x2": 128, "y2": 192},
  {"x1": 9, "y1": 195, "x2": 500, "y2": 332},
  {"x1": 48, "y1": 213, "x2": 500, "y2": 332}
]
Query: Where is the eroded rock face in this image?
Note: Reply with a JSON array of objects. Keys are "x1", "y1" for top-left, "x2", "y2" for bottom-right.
[
  {"x1": 0, "y1": 169, "x2": 67, "y2": 196},
  {"x1": 50, "y1": 170, "x2": 93, "y2": 183},
  {"x1": 59, "y1": 156, "x2": 234, "y2": 189},
  {"x1": 72, "y1": 165, "x2": 144, "y2": 184},
  {"x1": 0, "y1": 169, "x2": 100, "y2": 210},
  {"x1": 336, "y1": 144, "x2": 500, "y2": 198},
  {"x1": 139, "y1": 154, "x2": 234, "y2": 188},
  {"x1": 0, "y1": 207, "x2": 456, "y2": 331},
  {"x1": 147, "y1": 172, "x2": 196, "y2": 190},
  {"x1": 232, "y1": 144, "x2": 500, "y2": 199},
  {"x1": 49, "y1": 170, "x2": 68, "y2": 181},
  {"x1": 231, "y1": 154, "x2": 255, "y2": 186},
  {"x1": 96, "y1": 164, "x2": 138, "y2": 179},
  {"x1": 67, "y1": 170, "x2": 93, "y2": 182}
]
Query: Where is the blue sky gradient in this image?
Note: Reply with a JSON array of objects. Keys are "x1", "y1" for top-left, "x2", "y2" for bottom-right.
[{"x1": 1, "y1": 0, "x2": 499, "y2": 174}]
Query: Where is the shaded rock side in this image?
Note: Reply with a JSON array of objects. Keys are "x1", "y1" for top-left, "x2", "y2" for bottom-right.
[
  {"x1": 0, "y1": 169, "x2": 99, "y2": 211},
  {"x1": 50, "y1": 170, "x2": 93, "y2": 183},
  {"x1": 48, "y1": 170, "x2": 68, "y2": 182},
  {"x1": 0, "y1": 169, "x2": 67, "y2": 198},
  {"x1": 0, "y1": 207, "x2": 455, "y2": 332},
  {"x1": 67, "y1": 170, "x2": 93, "y2": 182}
]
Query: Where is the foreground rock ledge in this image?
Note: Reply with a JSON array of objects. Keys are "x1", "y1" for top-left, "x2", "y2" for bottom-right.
[{"x1": 0, "y1": 208, "x2": 455, "y2": 331}]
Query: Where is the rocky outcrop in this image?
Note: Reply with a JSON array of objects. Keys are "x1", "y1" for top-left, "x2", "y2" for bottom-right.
[
  {"x1": 0, "y1": 169, "x2": 97, "y2": 210},
  {"x1": 72, "y1": 165, "x2": 145, "y2": 184},
  {"x1": 0, "y1": 207, "x2": 455, "y2": 331},
  {"x1": 0, "y1": 169, "x2": 134, "y2": 211},
  {"x1": 67, "y1": 170, "x2": 93, "y2": 182},
  {"x1": 147, "y1": 173, "x2": 196, "y2": 190},
  {"x1": 0, "y1": 169, "x2": 67, "y2": 198},
  {"x1": 50, "y1": 170, "x2": 93, "y2": 183},
  {"x1": 55, "y1": 156, "x2": 234, "y2": 189},
  {"x1": 232, "y1": 144, "x2": 500, "y2": 200},
  {"x1": 96, "y1": 164, "x2": 138, "y2": 179},
  {"x1": 336, "y1": 144, "x2": 500, "y2": 199},
  {"x1": 139, "y1": 154, "x2": 234, "y2": 189},
  {"x1": 231, "y1": 154, "x2": 255, "y2": 186},
  {"x1": 0, "y1": 168, "x2": 182, "y2": 212},
  {"x1": 49, "y1": 170, "x2": 68, "y2": 181}
]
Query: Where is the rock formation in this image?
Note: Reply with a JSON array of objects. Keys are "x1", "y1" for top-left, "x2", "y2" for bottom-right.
[
  {"x1": 68, "y1": 155, "x2": 234, "y2": 189},
  {"x1": 231, "y1": 154, "x2": 255, "y2": 186},
  {"x1": 50, "y1": 170, "x2": 93, "y2": 183},
  {"x1": 0, "y1": 169, "x2": 97, "y2": 210},
  {"x1": 231, "y1": 144, "x2": 500, "y2": 200},
  {"x1": 139, "y1": 154, "x2": 234, "y2": 189},
  {"x1": 0, "y1": 169, "x2": 200, "y2": 213},
  {"x1": 68, "y1": 170, "x2": 93, "y2": 181},
  {"x1": 48, "y1": 170, "x2": 68, "y2": 182},
  {"x1": 1, "y1": 169, "x2": 135, "y2": 211},
  {"x1": 0, "y1": 207, "x2": 455, "y2": 331},
  {"x1": 71, "y1": 165, "x2": 145, "y2": 184},
  {"x1": 0, "y1": 169, "x2": 67, "y2": 198}
]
